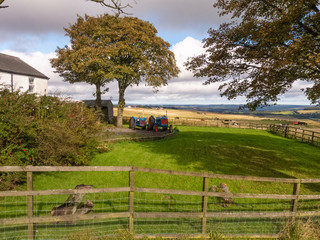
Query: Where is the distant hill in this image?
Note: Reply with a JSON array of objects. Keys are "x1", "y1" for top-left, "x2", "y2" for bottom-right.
[
  {"x1": 128, "y1": 104, "x2": 310, "y2": 113},
  {"x1": 122, "y1": 104, "x2": 320, "y2": 121}
]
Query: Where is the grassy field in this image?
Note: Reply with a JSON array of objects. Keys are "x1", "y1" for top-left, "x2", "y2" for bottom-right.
[
  {"x1": 94, "y1": 126, "x2": 320, "y2": 179},
  {"x1": 2, "y1": 126, "x2": 320, "y2": 239},
  {"x1": 115, "y1": 107, "x2": 320, "y2": 128}
]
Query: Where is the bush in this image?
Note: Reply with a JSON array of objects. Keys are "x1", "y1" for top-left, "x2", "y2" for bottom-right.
[{"x1": 0, "y1": 89, "x2": 100, "y2": 189}]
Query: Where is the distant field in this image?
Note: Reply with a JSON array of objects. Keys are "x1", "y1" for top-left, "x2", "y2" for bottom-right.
[
  {"x1": 269, "y1": 110, "x2": 320, "y2": 115},
  {"x1": 115, "y1": 107, "x2": 265, "y2": 121},
  {"x1": 298, "y1": 110, "x2": 320, "y2": 114},
  {"x1": 114, "y1": 107, "x2": 320, "y2": 128}
]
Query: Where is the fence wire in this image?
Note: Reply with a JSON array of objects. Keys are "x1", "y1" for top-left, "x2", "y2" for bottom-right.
[{"x1": 1, "y1": 191, "x2": 320, "y2": 239}]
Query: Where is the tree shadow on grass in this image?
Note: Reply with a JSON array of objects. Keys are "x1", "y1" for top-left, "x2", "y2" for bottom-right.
[{"x1": 137, "y1": 128, "x2": 320, "y2": 189}]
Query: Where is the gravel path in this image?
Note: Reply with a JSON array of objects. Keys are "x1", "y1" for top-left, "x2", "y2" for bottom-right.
[{"x1": 101, "y1": 126, "x2": 173, "y2": 142}]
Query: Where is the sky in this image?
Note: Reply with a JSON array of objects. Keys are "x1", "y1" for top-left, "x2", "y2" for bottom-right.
[{"x1": 0, "y1": 0, "x2": 313, "y2": 106}]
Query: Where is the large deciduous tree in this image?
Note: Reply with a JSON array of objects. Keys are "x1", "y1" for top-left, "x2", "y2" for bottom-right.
[
  {"x1": 51, "y1": 14, "x2": 179, "y2": 127},
  {"x1": 50, "y1": 15, "x2": 112, "y2": 110},
  {"x1": 185, "y1": 0, "x2": 320, "y2": 110}
]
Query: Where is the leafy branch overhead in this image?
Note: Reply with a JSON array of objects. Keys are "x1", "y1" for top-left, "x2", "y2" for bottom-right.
[{"x1": 185, "y1": 0, "x2": 320, "y2": 110}]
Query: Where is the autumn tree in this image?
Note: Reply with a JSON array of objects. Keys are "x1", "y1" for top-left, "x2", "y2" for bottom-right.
[
  {"x1": 50, "y1": 15, "x2": 111, "y2": 110},
  {"x1": 51, "y1": 14, "x2": 179, "y2": 126},
  {"x1": 185, "y1": 0, "x2": 320, "y2": 110}
]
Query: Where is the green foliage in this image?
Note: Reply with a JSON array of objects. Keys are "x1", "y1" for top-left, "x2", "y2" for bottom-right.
[
  {"x1": 185, "y1": 0, "x2": 320, "y2": 110},
  {"x1": 51, "y1": 14, "x2": 179, "y2": 127},
  {"x1": 279, "y1": 219, "x2": 320, "y2": 240},
  {"x1": 0, "y1": 89, "x2": 100, "y2": 189},
  {"x1": 208, "y1": 230, "x2": 224, "y2": 240}
]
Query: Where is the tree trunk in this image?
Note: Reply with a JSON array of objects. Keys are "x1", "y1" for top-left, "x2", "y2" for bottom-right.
[
  {"x1": 117, "y1": 82, "x2": 126, "y2": 128},
  {"x1": 95, "y1": 82, "x2": 106, "y2": 121},
  {"x1": 95, "y1": 82, "x2": 102, "y2": 109}
]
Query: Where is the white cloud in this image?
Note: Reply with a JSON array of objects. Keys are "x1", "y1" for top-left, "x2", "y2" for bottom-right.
[
  {"x1": 171, "y1": 37, "x2": 205, "y2": 80},
  {"x1": 1, "y1": 36, "x2": 314, "y2": 106},
  {"x1": 0, "y1": 0, "x2": 225, "y2": 53}
]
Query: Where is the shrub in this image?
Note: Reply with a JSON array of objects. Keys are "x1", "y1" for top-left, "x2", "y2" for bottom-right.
[{"x1": 0, "y1": 89, "x2": 100, "y2": 189}]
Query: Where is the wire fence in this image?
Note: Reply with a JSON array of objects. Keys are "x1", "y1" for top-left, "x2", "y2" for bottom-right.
[{"x1": 1, "y1": 166, "x2": 320, "y2": 239}]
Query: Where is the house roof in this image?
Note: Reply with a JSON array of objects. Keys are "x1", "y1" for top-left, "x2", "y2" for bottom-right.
[
  {"x1": 0, "y1": 53, "x2": 49, "y2": 79},
  {"x1": 83, "y1": 100, "x2": 113, "y2": 107}
]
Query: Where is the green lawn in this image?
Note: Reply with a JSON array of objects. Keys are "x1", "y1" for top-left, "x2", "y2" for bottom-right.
[
  {"x1": 2, "y1": 126, "x2": 320, "y2": 239},
  {"x1": 94, "y1": 126, "x2": 320, "y2": 179}
]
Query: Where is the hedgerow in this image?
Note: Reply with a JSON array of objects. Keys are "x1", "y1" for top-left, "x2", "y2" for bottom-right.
[{"x1": 0, "y1": 89, "x2": 100, "y2": 189}]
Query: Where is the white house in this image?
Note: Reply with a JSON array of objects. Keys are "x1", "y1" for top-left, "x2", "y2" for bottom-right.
[{"x1": 0, "y1": 53, "x2": 49, "y2": 95}]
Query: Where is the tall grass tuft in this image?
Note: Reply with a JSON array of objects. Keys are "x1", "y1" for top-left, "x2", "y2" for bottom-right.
[{"x1": 279, "y1": 219, "x2": 320, "y2": 240}]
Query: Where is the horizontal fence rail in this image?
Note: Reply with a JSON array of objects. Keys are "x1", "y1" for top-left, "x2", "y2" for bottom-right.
[
  {"x1": 2, "y1": 166, "x2": 320, "y2": 183},
  {"x1": 1, "y1": 166, "x2": 320, "y2": 239},
  {"x1": 269, "y1": 124, "x2": 320, "y2": 146}
]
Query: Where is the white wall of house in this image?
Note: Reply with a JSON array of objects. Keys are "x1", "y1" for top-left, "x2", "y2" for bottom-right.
[{"x1": 0, "y1": 72, "x2": 48, "y2": 95}]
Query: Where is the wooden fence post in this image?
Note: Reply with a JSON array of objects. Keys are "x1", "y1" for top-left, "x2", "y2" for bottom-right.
[
  {"x1": 201, "y1": 177, "x2": 209, "y2": 235},
  {"x1": 129, "y1": 169, "x2": 135, "y2": 233},
  {"x1": 311, "y1": 132, "x2": 315, "y2": 145},
  {"x1": 27, "y1": 170, "x2": 34, "y2": 240},
  {"x1": 291, "y1": 182, "x2": 301, "y2": 217},
  {"x1": 284, "y1": 126, "x2": 289, "y2": 138}
]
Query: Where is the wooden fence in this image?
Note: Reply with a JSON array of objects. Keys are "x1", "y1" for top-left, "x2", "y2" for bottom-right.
[
  {"x1": 1, "y1": 166, "x2": 320, "y2": 239},
  {"x1": 269, "y1": 124, "x2": 320, "y2": 146},
  {"x1": 169, "y1": 118, "x2": 271, "y2": 130}
]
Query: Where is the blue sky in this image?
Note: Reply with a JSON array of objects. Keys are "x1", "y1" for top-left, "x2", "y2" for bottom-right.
[{"x1": 0, "y1": 0, "x2": 313, "y2": 106}]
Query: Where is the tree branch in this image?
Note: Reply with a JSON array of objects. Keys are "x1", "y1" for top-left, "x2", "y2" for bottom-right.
[
  {"x1": 0, "y1": 0, "x2": 8, "y2": 8},
  {"x1": 297, "y1": 21, "x2": 319, "y2": 37},
  {"x1": 89, "y1": 0, "x2": 134, "y2": 15},
  {"x1": 311, "y1": 4, "x2": 320, "y2": 13}
]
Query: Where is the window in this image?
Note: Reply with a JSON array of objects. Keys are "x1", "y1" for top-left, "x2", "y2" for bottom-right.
[{"x1": 29, "y1": 78, "x2": 34, "y2": 92}]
